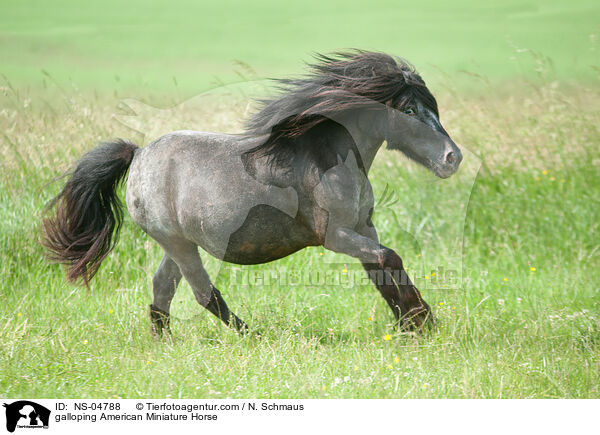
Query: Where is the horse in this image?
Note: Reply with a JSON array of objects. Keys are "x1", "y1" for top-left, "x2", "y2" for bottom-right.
[{"x1": 42, "y1": 50, "x2": 462, "y2": 337}]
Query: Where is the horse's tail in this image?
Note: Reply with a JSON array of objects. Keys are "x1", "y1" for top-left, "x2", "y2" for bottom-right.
[{"x1": 42, "y1": 139, "x2": 139, "y2": 285}]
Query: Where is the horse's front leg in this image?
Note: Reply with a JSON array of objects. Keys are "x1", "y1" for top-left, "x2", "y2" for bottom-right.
[
  {"x1": 325, "y1": 226, "x2": 432, "y2": 329},
  {"x1": 361, "y1": 244, "x2": 432, "y2": 330}
]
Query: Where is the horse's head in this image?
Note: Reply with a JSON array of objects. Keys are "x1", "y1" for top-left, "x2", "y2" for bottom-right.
[
  {"x1": 243, "y1": 50, "x2": 462, "y2": 178},
  {"x1": 384, "y1": 96, "x2": 462, "y2": 179}
]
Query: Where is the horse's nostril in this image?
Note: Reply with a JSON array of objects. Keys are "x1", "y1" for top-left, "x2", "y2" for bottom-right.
[{"x1": 446, "y1": 151, "x2": 456, "y2": 165}]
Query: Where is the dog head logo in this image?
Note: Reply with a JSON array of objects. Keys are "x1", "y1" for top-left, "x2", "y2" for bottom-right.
[{"x1": 3, "y1": 401, "x2": 50, "y2": 432}]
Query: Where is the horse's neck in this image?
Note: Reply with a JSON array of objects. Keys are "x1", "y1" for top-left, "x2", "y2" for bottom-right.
[
  {"x1": 325, "y1": 113, "x2": 385, "y2": 174},
  {"x1": 353, "y1": 136, "x2": 384, "y2": 173}
]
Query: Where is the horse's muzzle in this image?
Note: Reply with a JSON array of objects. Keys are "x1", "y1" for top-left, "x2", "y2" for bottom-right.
[{"x1": 434, "y1": 143, "x2": 463, "y2": 178}]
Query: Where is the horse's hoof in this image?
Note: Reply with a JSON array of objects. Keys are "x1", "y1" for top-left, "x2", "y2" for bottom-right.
[
  {"x1": 399, "y1": 306, "x2": 434, "y2": 332},
  {"x1": 149, "y1": 304, "x2": 171, "y2": 339}
]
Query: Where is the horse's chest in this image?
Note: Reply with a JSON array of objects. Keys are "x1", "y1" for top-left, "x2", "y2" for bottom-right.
[{"x1": 311, "y1": 154, "x2": 373, "y2": 237}]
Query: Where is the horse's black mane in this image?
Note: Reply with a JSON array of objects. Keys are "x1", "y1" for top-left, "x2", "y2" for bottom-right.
[{"x1": 244, "y1": 50, "x2": 438, "y2": 148}]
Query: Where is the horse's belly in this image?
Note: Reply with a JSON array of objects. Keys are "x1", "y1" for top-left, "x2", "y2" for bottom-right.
[{"x1": 218, "y1": 204, "x2": 318, "y2": 264}]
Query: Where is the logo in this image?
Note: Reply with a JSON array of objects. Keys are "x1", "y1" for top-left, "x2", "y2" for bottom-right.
[{"x1": 3, "y1": 401, "x2": 50, "y2": 433}]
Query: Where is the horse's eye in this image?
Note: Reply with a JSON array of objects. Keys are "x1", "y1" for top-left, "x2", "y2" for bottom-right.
[{"x1": 404, "y1": 108, "x2": 416, "y2": 116}]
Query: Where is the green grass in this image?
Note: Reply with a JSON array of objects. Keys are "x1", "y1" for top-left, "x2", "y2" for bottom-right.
[
  {"x1": 0, "y1": 77, "x2": 598, "y2": 398},
  {"x1": 1, "y1": 0, "x2": 599, "y2": 96}
]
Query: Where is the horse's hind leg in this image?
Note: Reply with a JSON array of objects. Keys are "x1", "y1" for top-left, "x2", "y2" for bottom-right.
[
  {"x1": 160, "y1": 239, "x2": 248, "y2": 334},
  {"x1": 149, "y1": 254, "x2": 182, "y2": 337}
]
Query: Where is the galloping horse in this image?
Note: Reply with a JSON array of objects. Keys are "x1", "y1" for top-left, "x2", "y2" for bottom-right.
[{"x1": 42, "y1": 51, "x2": 462, "y2": 336}]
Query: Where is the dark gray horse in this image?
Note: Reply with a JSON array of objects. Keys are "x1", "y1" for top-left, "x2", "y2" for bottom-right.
[{"x1": 42, "y1": 51, "x2": 462, "y2": 336}]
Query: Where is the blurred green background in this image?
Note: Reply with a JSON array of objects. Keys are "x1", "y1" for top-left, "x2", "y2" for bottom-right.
[{"x1": 1, "y1": 0, "x2": 598, "y2": 95}]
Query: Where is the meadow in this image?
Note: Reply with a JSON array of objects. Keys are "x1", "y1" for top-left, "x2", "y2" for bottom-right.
[
  {"x1": 0, "y1": 0, "x2": 599, "y2": 398},
  {"x1": 1, "y1": 0, "x2": 599, "y2": 94}
]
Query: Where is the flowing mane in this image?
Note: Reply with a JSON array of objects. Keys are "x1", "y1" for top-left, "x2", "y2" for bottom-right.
[{"x1": 244, "y1": 50, "x2": 439, "y2": 149}]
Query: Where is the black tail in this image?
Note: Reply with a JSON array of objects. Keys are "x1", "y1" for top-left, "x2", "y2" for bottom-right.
[{"x1": 42, "y1": 139, "x2": 139, "y2": 285}]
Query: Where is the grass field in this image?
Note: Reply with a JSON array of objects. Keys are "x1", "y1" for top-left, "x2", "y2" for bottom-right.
[
  {"x1": 1, "y1": 0, "x2": 599, "y2": 94},
  {"x1": 0, "y1": 1, "x2": 599, "y2": 398}
]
